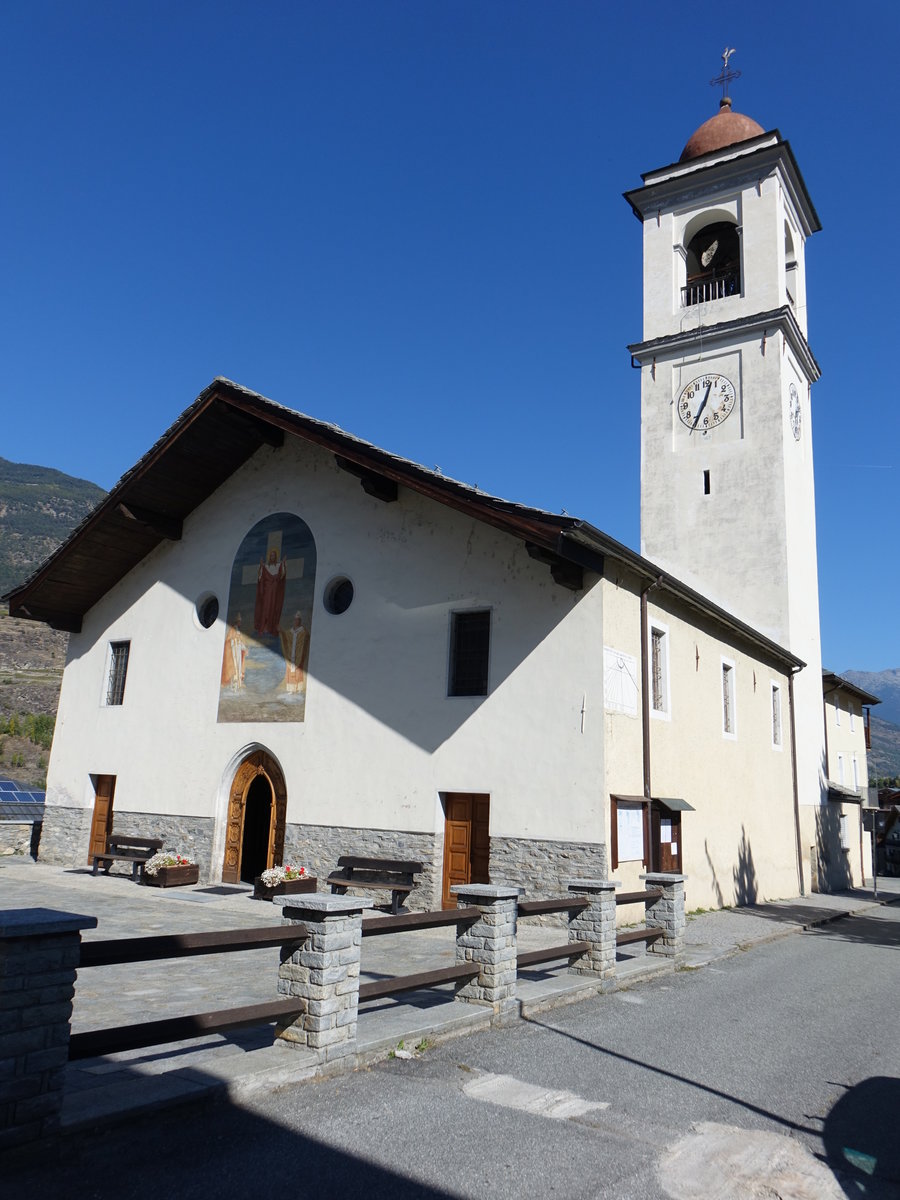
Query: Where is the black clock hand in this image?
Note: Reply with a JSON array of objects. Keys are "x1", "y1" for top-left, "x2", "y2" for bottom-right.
[{"x1": 691, "y1": 382, "x2": 713, "y2": 433}]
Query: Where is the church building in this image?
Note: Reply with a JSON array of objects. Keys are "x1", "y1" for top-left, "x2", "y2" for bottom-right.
[{"x1": 6, "y1": 94, "x2": 874, "y2": 910}]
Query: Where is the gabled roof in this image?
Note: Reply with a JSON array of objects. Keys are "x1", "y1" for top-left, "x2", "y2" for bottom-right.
[{"x1": 4, "y1": 378, "x2": 804, "y2": 672}]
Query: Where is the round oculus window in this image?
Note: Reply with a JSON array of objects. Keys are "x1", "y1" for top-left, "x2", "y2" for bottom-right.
[
  {"x1": 323, "y1": 576, "x2": 354, "y2": 615},
  {"x1": 195, "y1": 594, "x2": 220, "y2": 629}
]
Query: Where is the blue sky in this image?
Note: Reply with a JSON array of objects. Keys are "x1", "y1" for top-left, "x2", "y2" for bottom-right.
[{"x1": 2, "y1": 1, "x2": 897, "y2": 672}]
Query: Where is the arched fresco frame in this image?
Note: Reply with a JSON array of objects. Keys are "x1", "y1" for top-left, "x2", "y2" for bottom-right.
[
  {"x1": 222, "y1": 748, "x2": 287, "y2": 884},
  {"x1": 218, "y1": 512, "x2": 316, "y2": 724}
]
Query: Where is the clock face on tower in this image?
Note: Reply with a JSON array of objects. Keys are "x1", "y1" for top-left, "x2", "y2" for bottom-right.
[
  {"x1": 677, "y1": 373, "x2": 736, "y2": 433},
  {"x1": 789, "y1": 383, "x2": 801, "y2": 441}
]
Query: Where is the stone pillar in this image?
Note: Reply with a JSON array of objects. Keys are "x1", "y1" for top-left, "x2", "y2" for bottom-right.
[
  {"x1": 452, "y1": 884, "x2": 520, "y2": 1012},
  {"x1": 640, "y1": 873, "x2": 686, "y2": 958},
  {"x1": 566, "y1": 879, "x2": 619, "y2": 985},
  {"x1": 0, "y1": 907, "x2": 97, "y2": 1150},
  {"x1": 275, "y1": 894, "x2": 372, "y2": 1063}
]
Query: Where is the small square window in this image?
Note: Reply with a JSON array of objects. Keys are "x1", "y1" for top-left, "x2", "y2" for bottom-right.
[
  {"x1": 105, "y1": 641, "x2": 130, "y2": 706},
  {"x1": 448, "y1": 611, "x2": 490, "y2": 697}
]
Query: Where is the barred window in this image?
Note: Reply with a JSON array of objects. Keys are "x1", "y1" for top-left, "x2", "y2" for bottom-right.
[
  {"x1": 448, "y1": 611, "x2": 490, "y2": 697},
  {"x1": 105, "y1": 642, "x2": 130, "y2": 706},
  {"x1": 771, "y1": 684, "x2": 782, "y2": 748},
  {"x1": 722, "y1": 661, "x2": 735, "y2": 736},
  {"x1": 650, "y1": 625, "x2": 669, "y2": 714}
]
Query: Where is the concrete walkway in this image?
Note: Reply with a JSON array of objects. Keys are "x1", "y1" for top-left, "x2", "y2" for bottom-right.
[{"x1": 2, "y1": 858, "x2": 898, "y2": 1135}]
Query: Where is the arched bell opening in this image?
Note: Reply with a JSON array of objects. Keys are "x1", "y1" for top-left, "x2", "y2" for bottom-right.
[
  {"x1": 684, "y1": 220, "x2": 741, "y2": 306},
  {"x1": 784, "y1": 222, "x2": 798, "y2": 309},
  {"x1": 222, "y1": 749, "x2": 287, "y2": 884}
]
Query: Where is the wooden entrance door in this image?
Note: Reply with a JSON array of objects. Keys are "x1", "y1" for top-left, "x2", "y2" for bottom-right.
[
  {"x1": 87, "y1": 775, "x2": 116, "y2": 865},
  {"x1": 223, "y1": 750, "x2": 287, "y2": 884},
  {"x1": 442, "y1": 793, "x2": 490, "y2": 908}
]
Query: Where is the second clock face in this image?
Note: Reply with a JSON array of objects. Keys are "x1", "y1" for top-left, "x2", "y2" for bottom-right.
[{"x1": 677, "y1": 373, "x2": 736, "y2": 432}]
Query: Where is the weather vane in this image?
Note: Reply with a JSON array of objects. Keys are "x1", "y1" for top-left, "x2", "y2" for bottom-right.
[{"x1": 710, "y1": 47, "x2": 741, "y2": 100}]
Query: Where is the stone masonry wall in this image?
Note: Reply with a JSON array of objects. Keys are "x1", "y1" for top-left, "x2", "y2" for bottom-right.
[
  {"x1": 283, "y1": 824, "x2": 439, "y2": 910},
  {"x1": 108, "y1": 813, "x2": 215, "y2": 881},
  {"x1": 0, "y1": 822, "x2": 38, "y2": 857},
  {"x1": 36, "y1": 807, "x2": 92, "y2": 867},
  {"x1": 490, "y1": 836, "x2": 608, "y2": 900}
]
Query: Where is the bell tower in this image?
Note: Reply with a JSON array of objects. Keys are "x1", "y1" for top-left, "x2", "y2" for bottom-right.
[{"x1": 624, "y1": 86, "x2": 826, "y2": 814}]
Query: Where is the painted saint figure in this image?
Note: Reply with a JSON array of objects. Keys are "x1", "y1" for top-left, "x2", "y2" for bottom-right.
[
  {"x1": 280, "y1": 612, "x2": 308, "y2": 694},
  {"x1": 254, "y1": 548, "x2": 286, "y2": 635},
  {"x1": 221, "y1": 614, "x2": 247, "y2": 692}
]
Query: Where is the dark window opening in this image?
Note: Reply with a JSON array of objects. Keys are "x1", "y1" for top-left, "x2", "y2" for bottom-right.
[
  {"x1": 703, "y1": 470, "x2": 711, "y2": 495},
  {"x1": 684, "y1": 221, "x2": 740, "y2": 306},
  {"x1": 197, "y1": 595, "x2": 219, "y2": 628},
  {"x1": 105, "y1": 642, "x2": 130, "y2": 706},
  {"x1": 449, "y1": 610, "x2": 490, "y2": 696},
  {"x1": 324, "y1": 576, "x2": 354, "y2": 615}
]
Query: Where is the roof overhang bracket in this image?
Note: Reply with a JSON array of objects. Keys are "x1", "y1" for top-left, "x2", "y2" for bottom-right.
[
  {"x1": 335, "y1": 456, "x2": 399, "y2": 503},
  {"x1": 116, "y1": 503, "x2": 183, "y2": 541},
  {"x1": 525, "y1": 543, "x2": 583, "y2": 591},
  {"x1": 15, "y1": 604, "x2": 82, "y2": 633}
]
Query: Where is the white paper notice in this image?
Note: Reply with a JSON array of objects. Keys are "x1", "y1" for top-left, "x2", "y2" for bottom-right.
[
  {"x1": 617, "y1": 805, "x2": 644, "y2": 862},
  {"x1": 660, "y1": 818, "x2": 672, "y2": 845}
]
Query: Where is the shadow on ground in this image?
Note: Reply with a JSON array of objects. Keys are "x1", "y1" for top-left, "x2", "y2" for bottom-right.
[
  {"x1": 6, "y1": 1062, "x2": 456, "y2": 1200},
  {"x1": 822, "y1": 1075, "x2": 900, "y2": 1196}
]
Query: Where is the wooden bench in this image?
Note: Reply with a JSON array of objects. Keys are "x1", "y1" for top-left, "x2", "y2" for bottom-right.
[
  {"x1": 91, "y1": 836, "x2": 164, "y2": 881},
  {"x1": 327, "y1": 855, "x2": 424, "y2": 915}
]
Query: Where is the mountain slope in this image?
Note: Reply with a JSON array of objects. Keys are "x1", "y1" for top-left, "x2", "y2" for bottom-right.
[
  {"x1": 843, "y1": 667, "x2": 900, "y2": 728},
  {"x1": 0, "y1": 456, "x2": 106, "y2": 596}
]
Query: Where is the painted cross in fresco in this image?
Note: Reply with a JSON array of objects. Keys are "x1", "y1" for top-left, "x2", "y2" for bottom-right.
[{"x1": 218, "y1": 512, "x2": 317, "y2": 724}]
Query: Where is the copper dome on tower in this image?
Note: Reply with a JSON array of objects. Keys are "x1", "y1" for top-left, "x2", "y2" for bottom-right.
[{"x1": 680, "y1": 97, "x2": 765, "y2": 162}]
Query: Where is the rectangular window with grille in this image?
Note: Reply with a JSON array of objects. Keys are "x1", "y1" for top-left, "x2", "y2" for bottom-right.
[
  {"x1": 649, "y1": 624, "x2": 669, "y2": 716},
  {"x1": 771, "y1": 683, "x2": 783, "y2": 748},
  {"x1": 722, "y1": 660, "x2": 736, "y2": 736},
  {"x1": 448, "y1": 611, "x2": 490, "y2": 697},
  {"x1": 105, "y1": 641, "x2": 130, "y2": 706}
]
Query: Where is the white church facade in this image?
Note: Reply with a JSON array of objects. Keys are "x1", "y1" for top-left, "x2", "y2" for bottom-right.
[{"x1": 6, "y1": 98, "x2": 874, "y2": 910}]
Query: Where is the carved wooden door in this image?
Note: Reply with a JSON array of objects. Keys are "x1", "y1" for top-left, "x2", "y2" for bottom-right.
[{"x1": 222, "y1": 751, "x2": 287, "y2": 884}]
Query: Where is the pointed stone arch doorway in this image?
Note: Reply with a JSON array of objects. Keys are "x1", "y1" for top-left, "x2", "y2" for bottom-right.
[{"x1": 222, "y1": 749, "x2": 287, "y2": 884}]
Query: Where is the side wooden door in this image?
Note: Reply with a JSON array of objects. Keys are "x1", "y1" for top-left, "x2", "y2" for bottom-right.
[
  {"x1": 442, "y1": 793, "x2": 490, "y2": 908},
  {"x1": 87, "y1": 775, "x2": 116, "y2": 864}
]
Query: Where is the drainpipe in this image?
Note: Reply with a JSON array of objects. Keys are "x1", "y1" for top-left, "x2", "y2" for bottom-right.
[
  {"x1": 788, "y1": 667, "x2": 805, "y2": 896},
  {"x1": 640, "y1": 576, "x2": 663, "y2": 872}
]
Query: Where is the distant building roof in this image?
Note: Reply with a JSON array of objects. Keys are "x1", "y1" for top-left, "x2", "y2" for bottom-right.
[
  {"x1": 822, "y1": 671, "x2": 881, "y2": 707},
  {"x1": 0, "y1": 777, "x2": 45, "y2": 821}
]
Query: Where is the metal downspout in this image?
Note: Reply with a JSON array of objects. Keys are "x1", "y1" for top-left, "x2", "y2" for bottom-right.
[
  {"x1": 788, "y1": 668, "x2": 806, "y2": 896},
  {"x1": 640, "y1": 577, "x2": 662, "y2": 872}
]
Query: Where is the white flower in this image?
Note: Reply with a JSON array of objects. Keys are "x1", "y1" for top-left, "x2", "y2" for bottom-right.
[{"x1": 144, "y1": 851, "x2": 196, "y2": 877}]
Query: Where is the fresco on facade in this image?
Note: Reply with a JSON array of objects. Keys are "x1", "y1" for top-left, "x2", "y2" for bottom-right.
[{"x1": 217, "y1": 512, "x2": 316, "y2": 723}]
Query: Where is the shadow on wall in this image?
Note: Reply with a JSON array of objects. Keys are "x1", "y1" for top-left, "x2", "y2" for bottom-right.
[
  {"x1": 704, "y1": 839, "x2": 725, "y2": 909},
  {"x1": 732, "y1": 825, "x2": 758, "y2": 905},
  {"x1": 813, "y1": 805, "x2": 853, "y2": 894}
]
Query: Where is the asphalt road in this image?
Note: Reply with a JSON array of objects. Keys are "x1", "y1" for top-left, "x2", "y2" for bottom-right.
[{"x1": 8, "y1": 903, "x2": 900, "y2": 1200}]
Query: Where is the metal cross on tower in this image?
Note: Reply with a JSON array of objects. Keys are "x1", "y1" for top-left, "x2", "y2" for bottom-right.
[{"x1": 709, "y1": 47, "x2": 741, "y2": 99}]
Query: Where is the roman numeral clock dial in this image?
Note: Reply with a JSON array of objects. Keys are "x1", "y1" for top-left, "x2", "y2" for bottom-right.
[{"x1": 677, "y1": 373, "x2": 736, "y2": 435}]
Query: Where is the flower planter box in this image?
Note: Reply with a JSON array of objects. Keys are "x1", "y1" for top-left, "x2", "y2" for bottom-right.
[
  {"x1": 142, "y1": 864, "x2": 200, "y2": 888},
  {"x1": 253, "y1": 876, "x2": 317, "y2": 902}
]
